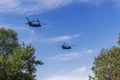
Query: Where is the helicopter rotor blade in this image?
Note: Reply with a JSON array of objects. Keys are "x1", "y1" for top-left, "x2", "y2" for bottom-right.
[
  {"x1": 70, "y1": 45, "x2": 76, "y2": 47},
  {"x1": 25, "y1": 17, "x2": 30, "y2": 21},
  {"x1": 31, "y1": 21, "x2": 38, "y2": 22},
  {"x1": 41, "y1": 23, "x2": 47, "y2": 25}
]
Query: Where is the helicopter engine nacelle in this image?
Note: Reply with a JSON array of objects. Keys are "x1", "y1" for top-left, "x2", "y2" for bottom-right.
[{"x1": 28, "y1": 21, "x2": 32, "y2": 25}]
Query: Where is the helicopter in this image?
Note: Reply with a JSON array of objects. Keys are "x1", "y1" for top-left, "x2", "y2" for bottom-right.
[
  {"x1": 61, "y1": 43, "x2": 72, "y2": 50},
  {"x1": 25, "y1": 17, "x2": 47, "y2": 27}
]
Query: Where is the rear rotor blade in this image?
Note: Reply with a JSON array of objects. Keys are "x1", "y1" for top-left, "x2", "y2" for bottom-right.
[{"x1": 26, "y1": 17, "x2": 30, "y2": 21}]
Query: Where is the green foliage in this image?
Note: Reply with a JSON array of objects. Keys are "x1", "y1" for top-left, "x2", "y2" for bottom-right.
[
  {"x1": 0, "y1": 27, "x2": 18, "y2": 55},
  {"x1": 91, "y1": 35, "x2": 120, "y2": 80},
  {"x1": 0, "y1": 27, "x2": 43, "y2": 80},
  {"x1": 117, "y1": 33, "x2": 120, "y2": 46}
]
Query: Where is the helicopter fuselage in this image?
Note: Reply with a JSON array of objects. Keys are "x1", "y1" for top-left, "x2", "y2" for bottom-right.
[
  {"x1": 27, "y1": 21, "x2": 41, "y2": 27},
  {"x1": 62, "y1": 45, "x2": 71, "y2": 49}
]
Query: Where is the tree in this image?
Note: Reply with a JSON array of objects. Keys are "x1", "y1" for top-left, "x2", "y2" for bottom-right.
[
  {"x1": 90, "y1": 35, "x2": 120, "y2": 80},
  {"x1": 0, "y1": 27, "x2": 43, "y2": 80}
]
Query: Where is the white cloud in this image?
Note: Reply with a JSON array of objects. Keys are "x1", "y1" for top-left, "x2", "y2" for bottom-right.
[
  {"x1": 0, "y1": 0, "x2": 72, "y2": 15},
  {"x1": 47, "y1": 76, "x2": 72, "y2": 80},
  {"x1": 0, "y1": 0, "x2": 110, "y2": 15},
  {"x1": 51, "y1": 36, "x2": 72, "y2": 42},
  {"x1": 47, "y1": 49, "x2": 94, "y2": 62},
  {"x1": 46, "y1": 66, "x2": 91, "y2": 80},
  {"x1": 47, "y1": 52, "x2": 80, "y2": 62},
  {"x1": 76, "y1": 0, "x2": 105, "y2": 4},
  {"x1": 0, "y1": 0, "x2": 20, "y2": 12},
  {"x1": 50, "y1": 34, "x2": 80, "y2": 42},
  {"x1": 0, "y1": 25, "x2": 80, "y2": 44},
  {"x1": 87, "y1": 49, "x2": 93, "y2": 53},
  {"x1": 72, "y1": 67, "x2": 87, "y2": 75},
  {"x1": 81, "y1": 48, "x2": 94, "y2": 53},
  {"x1": 24, "y1": 34, "x2": 80, "y2": 43}
]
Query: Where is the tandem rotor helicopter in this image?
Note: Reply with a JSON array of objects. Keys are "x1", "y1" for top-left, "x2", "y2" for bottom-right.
[
  {"x1": 61, "y1": 43, "x2": 75, "y2": 50},
  {"x1": 25, "y1": 17, "x2": 47, "y2": 27}
]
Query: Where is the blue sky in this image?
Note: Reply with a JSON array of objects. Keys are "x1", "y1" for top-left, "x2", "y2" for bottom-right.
[{"x1": 0, "y1": 0, "x2": 120, "y2": 80}]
